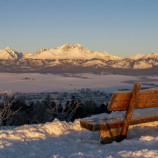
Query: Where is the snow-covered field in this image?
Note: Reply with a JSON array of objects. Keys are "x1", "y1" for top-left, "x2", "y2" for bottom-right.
[
  {"x1": 0, "y1": 117, "x2": 158, "y2": 158},
  {"x1": 0, "y1": 73, "x2": 158, "y2": 93}
]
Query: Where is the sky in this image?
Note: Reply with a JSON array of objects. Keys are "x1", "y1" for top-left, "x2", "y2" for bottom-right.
[{"x1": 0, "y1": 0, "x2": 158, "y2": 57}]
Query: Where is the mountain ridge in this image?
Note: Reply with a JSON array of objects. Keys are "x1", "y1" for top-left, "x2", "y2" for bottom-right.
[
  {"x1": 0, "y1": 44, "x2": 157, "y2": 60},
  {"x1": 0, "y1": 44, "x2": 158, "y2": 74}
]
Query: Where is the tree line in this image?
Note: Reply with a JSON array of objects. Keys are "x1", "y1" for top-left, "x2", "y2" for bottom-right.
[{"x1": 0, "y1": 94, "x2": 111, "y2": 126}]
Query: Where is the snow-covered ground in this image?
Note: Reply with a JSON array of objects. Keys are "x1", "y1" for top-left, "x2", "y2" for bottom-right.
[
  {"x1": 0, "y1": 73, "x2": 158, "y2": 93},
  {"x1": 0, "y1": 116, "x2": 158, "y2": 158},
  {"x1": 1, "y1": 73, "x2": 158, "y2": 157}
]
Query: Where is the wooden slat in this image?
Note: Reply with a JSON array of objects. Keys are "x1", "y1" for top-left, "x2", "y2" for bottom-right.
[
  {"x1": 120, "y1": 83, "x2": 141, "y2": 140},
  {"x1": 108, "y1": 87, "x2": 158, "y2": 111},
  {"x1": 80, "y1": 109, "x2": 158, "y2": 131}
]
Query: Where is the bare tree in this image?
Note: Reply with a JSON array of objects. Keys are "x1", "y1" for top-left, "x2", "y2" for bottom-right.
[
  {"x1": 47, "y1": 100, "x2": 80, "y2": 122},
  {"x1": 0, "y1": 93, "x2": 21, "y2": 126}
]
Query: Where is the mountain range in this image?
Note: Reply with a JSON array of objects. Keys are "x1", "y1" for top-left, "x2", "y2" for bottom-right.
[{"x1": 0, "y1": 43, "x2": 158, "y2": 75}]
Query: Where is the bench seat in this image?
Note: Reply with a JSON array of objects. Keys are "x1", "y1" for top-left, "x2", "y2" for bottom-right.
[{"x1": 80, "y1": 109, "x2": 158, "y2": 131}]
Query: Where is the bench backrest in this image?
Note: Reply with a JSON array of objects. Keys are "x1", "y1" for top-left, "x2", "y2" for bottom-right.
[{"x1": 108, "y1": 87, "x2": 158, "y2": 111}]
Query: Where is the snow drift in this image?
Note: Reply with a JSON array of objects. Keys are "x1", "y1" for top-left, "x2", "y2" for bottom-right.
[{"x1": 0, "y1": 115, "x2": 158, "y2": 158}]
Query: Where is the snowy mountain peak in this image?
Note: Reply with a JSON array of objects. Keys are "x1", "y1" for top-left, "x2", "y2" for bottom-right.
[
  {"x1": 56, "y1": 43, "x2": 84, "y2": 52},
  {"x1": 39, "y1": 48, "x2": 46, "y2": 52},
  {"x1": 0, "y1": 47, "x2": 18, "y2": 60},
  {"x1": 74, "y1": 43, "x2": 82, "y2": 47},
  {"x1": 144, "y1": 52, "x2": 158, "y2": 59},
  {"x1": 5, "y1": 46, "x2": 13, "y2": 52},
  {"x1": 130, "y1": 54, "x2": 145, "y2": 60},
  {"x1": 56, "y1": 43, "x2": 72, "y2": 51},
  {"x1": 34, "y1": 48, "x2": 46, "y2": 55},
  {"x1": 73, "y1": 44, "x2": 83, "y2": 49}
]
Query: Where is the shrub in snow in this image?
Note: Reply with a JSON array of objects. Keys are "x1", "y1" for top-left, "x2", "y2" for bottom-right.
[
  {"x1": 47, "y1": 97, "x2": 82, "y2": 122},
  {"x1": 0, "y1": 94, "x2": 21, "y2": 126}
]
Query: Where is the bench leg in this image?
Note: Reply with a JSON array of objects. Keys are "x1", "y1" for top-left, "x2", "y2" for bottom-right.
[{"x1": 99, "y1": 128, "x2": 120, "y2": 144}]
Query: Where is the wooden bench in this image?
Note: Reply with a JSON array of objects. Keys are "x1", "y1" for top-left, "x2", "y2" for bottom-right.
[{"x1": 80, "y1": 83, "x2": 158, "y2": 144}]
